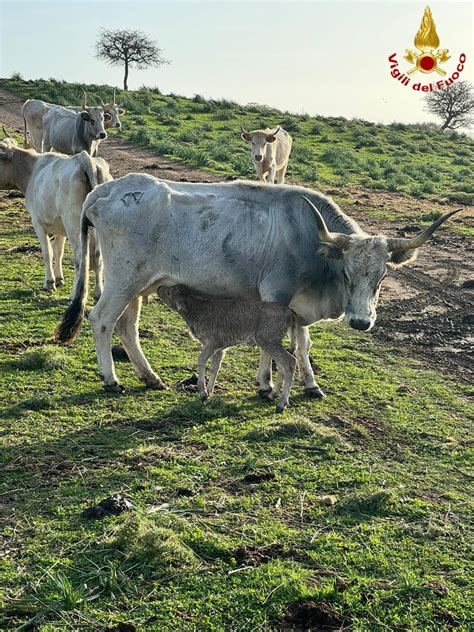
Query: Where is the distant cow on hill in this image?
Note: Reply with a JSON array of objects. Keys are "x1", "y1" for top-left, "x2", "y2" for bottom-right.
[
  {"x1": 241, "y1": 124, "x2": 292, "y2": 184},
  {"x1": 22, "y1": 89, "x2": 124, "y2": 153}
]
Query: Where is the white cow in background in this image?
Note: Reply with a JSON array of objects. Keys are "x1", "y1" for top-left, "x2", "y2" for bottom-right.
[{"x1": 241, "y1": 124, "x2": 292, "y2": 184}]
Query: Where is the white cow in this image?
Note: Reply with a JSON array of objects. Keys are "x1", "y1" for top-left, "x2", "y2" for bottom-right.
[
  {"x1": 241, "y1": 125, "x2": 292, "y2": 184},
  {"x1": 0, "y1": 146, "x2": 112, "y2": 296}
]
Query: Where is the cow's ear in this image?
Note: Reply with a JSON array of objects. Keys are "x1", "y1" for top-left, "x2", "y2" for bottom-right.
[
  {"x1": 317, "y1": 242, "x2": 343, "y2": 260},
  {"x1": 388, "y1": 249, "x2": 418, "y2": 267},
  {"x1": 104, "y1": 113, "x2": 112, "y2": 121},
  {"x1": 241, "y1": 132, "x2": 252, "y2": 142},
  {"x1": 266, "y1": 135, "x2": 277, "y2": 143},
  {"x1": 80, "y1": 111, "x2": 91, "y2": 122},
  {"x1": 118, "y1": 108, "x2": 125, "y2": 115}
]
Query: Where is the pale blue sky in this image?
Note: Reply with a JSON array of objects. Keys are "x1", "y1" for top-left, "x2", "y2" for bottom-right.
[{"x1": 1, "y1": 1, "x2": 472, "y2": 125}]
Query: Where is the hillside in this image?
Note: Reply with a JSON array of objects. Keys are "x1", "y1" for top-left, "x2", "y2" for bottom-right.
[{"x1": 1, "y1": 76, "x2": 473, "y2": 204}]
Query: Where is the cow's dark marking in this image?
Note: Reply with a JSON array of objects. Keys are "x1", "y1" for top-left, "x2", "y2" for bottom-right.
[{"x1": 121, "y1": 191, "x2": 144, "y2": 207}]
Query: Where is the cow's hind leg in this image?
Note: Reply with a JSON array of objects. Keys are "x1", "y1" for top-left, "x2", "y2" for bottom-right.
[
  {"x1": 88, "y1": 285, "x2": 137, "y2": 392},
  {"x1": 114, "y1": 296, "x2": 166, "y2": 390},
  {"x1": 52, "y1": 235, "x2": 66, "y2": 287},
  {"x1": 31, "y1": 220, "x2": 55, "y2": 291},
  {"x1": 296, "y1": 326, "x2": 325, "y2": 398}
]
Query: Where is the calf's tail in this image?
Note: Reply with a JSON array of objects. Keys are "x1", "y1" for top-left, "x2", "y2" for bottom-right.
[
  {"x1": 289, "y1": 312, "x2": 298, "y2": 356},
  {"x1": 54, "y1": 213, "x2": 92, "y2": 344}
]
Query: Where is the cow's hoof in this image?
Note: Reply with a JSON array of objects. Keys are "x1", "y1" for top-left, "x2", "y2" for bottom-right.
[
  {"x1": 55, "y1": 277, "x2": 65, "y2": 287},
  {"x1": 304, "y1": 386, "x2": 325, "y2": 399},
  {"x1": 104, "y1": 382, "x2": 125, "y2": 393},
  {"x1": 275, "y1": 403, "x2": 286, "y2": 414},
  {"x1": 200, "y1": 392, "x2": 209, "y2": 403},
  {"x1": 258, "y1": 388, "x2": 273, "y2": 400},
  {"x1": 145, "y1": 378, "x2": 168, "y2": 390},
  {"x1": 44, "y1": 281, "x2": 56, "y2": 292}
]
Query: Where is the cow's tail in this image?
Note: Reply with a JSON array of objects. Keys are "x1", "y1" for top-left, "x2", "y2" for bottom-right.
[
  {"x1": 54, "y1": 212, "x2": 92, "y2": 344},
  {"x1": 78, "y1": 150, "x2": 99, "y2": 191},
  {"x1": 21, "y1": 102, "x2": 30, "y2": 149}
]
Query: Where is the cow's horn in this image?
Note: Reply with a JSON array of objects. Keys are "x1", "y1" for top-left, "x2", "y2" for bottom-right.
[
  {"x1": 113, "y1": 87, "x2": 116, "y2": 104},
  {"x1": 301, "y1": 196, "x2": 349, "y2": 249},
  {"x1": 81, "y1": 89, "x2": 87, "y2": 110},
  {"x1": 387, "y1": 208, "x2": 463, "y2": 252},
  {"x1": 268, "y1": 125, "x2": 281, "y2": 136},
  {"x1": 2, "y1": 125, "x2": 13, "y2": 139},
  {"x1": 98, "y1": 96, "x2": 105, "y2": 107},
  {"x1": 240, "y1": 123, "x2": 250, "y2": 135}
]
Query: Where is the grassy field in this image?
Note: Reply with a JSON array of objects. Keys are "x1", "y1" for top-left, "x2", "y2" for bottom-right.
[
  {"x1": 0, "y1": 196, "x2": 473, "y2": 628},
  {"x1": 1, "y1": 76, "x2": 473, "y2": 204},
  {"x1": 0, "y1": 76, "x2": 473, "y2": 630}
]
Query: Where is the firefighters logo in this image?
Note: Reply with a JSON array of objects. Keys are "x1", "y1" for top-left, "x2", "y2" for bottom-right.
[{"x1": 404, "y1": 6, "x2": 449, "y2": 76}]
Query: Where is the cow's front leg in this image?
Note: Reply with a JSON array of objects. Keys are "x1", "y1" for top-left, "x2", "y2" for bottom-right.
[
  {"x1": 266, "y1": 165, "x2": 277, "y2": 184},
  {"x1": 296, "y1": 326, "x2": 325, "y2": 398},
  {"x1": 32, "y1": 220, "x2": 55, "y2": 291},
  {"x1": 115, "y1": 296, "x2": 166, "y2": 390}
]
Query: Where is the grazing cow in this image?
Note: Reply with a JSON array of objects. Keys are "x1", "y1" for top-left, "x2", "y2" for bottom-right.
[
  {"x1": 158, "y1": 284, "x2": 297, "y2": 412},
  {"x1": 0, "y1": 145, "x2": 112, "y2": 296},
  {"x1": 241, "y1": 125, "x2": 292, "y2": 184},
  {"x1": 55, "y1": 175, "x2": 461, "y2": 397},
  {"x1": 42, "y1": 91, "x2": 109, "y2": 156},
  {"x1": 22, "y1": 90, "x2": 123, "y2": 152}
]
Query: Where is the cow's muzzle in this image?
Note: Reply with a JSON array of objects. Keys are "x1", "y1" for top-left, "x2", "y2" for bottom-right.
[
  {"x1": 115, "y1": 123, "x2": 121, "y2": 128},
  {"x1": 98, "y1": 132, "x2": 107, "y2": 140},
  {"x1": 348, "y1": 317, "x2": 373, "y2": 331},
  {"x1": 254, "y1": 155, "x2": 262, "y2": 162}
]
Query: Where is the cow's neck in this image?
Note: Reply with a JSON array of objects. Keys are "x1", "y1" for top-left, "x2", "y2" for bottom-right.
[
  {"x1": 13, "y1": 150, "x2": 37, "y2": 194},
  {"x1": 77, "y1": 117, "x2": 93, "y2": 153}
]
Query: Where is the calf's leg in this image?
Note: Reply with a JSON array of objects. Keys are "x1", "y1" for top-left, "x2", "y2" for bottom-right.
[
  {"x1": 261, "y1": 344, "x2": 296, "y2": 413},
  {"x1": 197, "y1": 343, "x2": 219, "y2": 402},
  {"x1": 206, "y1": 349, "x2": 226, "y2": 395}
]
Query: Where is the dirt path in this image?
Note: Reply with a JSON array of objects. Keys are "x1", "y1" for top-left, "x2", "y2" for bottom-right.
[{"x1": 1, "y1": 88, "x2": 472, "y2": 382}]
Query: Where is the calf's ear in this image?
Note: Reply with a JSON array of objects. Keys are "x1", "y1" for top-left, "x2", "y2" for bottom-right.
[
  {"x1": 388, "y1": 249, "x2": 418, "y2": 267},
  {"x1": 80, "y1": 112, "x2": 91, "y2": 122},
  {"x1": 241, "y1": 132, "x2": 252, "y2": 142},
  {"x1": 317, "y1": 242, "x2": 343, "y2": 260},
  {"x1": 118, "y1": 108, "x2": 126, "y2": 115},
  {"x1": 266, "y1": 135, "x2": 277, "y2": 143}
]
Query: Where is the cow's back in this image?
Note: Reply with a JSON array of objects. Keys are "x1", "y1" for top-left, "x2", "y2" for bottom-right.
[{"x1": 275, "y1": 129, "x2": 292, "y2": 167}]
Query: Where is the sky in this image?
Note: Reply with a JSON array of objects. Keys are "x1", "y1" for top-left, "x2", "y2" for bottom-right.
[{"x1": 0, "y1": 1, "x2": 472, "y2": 126}]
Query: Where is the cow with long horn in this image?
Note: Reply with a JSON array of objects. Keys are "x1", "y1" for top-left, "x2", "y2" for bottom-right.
[
  {"x1": 54, "y1": 177, "x2": 463, "y2": 400},
  {"x1": 98, "y1": 89, "x2": 125, "y2": 130},
  {"x1": 241, "y1": 123, "x2": 292, "y2": 184}
]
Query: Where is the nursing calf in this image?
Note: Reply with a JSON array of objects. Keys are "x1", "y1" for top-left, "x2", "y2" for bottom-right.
[{"x1": 158, "y1": 285, "x2": 297, "y2": 412}]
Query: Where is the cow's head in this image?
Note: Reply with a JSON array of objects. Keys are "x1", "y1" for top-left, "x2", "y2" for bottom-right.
[
  {"x1": 80, "y1": 90, "x2": 109, "y2": 140},
  {"x1": 0, "y1": 125, "x2": 19, "y2": 150},
  {"x1": 98, "y1": 89, "x2": 125, "y2": 129},
  {"x1": 241, "y1": 124, "x2": 280, "y2": 162},
  {"x1": 302, "y1": 197, "x2": 462, "y2": 332}
]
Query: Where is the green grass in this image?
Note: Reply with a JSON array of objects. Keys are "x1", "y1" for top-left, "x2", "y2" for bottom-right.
[
  {"x1": 1, "y1": 76, "x2": 473, "y2": 203},
  {"x1": 1, "y1": 193, "x2": 473, "y2": 629}
]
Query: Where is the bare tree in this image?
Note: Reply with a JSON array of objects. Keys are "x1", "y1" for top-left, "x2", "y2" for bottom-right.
[
  {"x1": 95, "y1": 28, "x2": 169, "y2": 91},
  {"x1": 424, "y1": 81, "x2": 474, "y2": 131}
]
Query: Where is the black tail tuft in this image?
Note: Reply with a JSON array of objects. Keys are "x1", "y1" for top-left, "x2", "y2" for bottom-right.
[{"x1": 54, "y1": 295, "x2": 85, "y2": 344}]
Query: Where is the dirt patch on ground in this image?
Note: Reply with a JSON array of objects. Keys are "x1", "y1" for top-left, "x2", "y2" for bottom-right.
[
  {"x1": 276, "y1": 600, "x2": 350, "y2": 631},
  {"x1": 1, "y1": 88, "x2": 471, "y2": 381}
]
